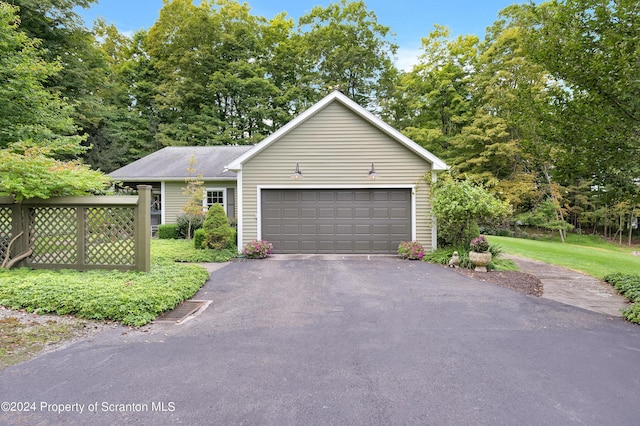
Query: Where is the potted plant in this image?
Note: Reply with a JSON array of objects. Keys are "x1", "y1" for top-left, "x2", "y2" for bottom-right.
[{"x1": 468, "y1": 235, "x2": 491, "y2": 272}]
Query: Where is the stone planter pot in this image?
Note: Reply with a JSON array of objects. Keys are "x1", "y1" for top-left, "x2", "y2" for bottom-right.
[{"x1": 469, "y1": 251, "x2": 492, "y2": 272}]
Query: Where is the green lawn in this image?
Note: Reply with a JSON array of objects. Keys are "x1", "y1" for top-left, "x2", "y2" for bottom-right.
[
  {"x1": 0, "y1": 239, "x2": 235, "y2": 326},
  {"x1": 487, "y1": 235, "x2": 640, "y2": 278}
]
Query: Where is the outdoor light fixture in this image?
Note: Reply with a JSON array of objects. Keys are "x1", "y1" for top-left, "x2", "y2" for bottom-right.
[
  {"x1": 291, "y1": 163, "x2": 303, "y2": 179},
  {"x1": 368, "y1": 163, "x2": 377, "y2": 180}
]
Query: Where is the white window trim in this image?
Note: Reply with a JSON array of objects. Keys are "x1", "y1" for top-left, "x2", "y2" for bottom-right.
[
  {"x1": 160, "y1": 181, "x2": 166, "y2": 225},
  {"x1": 203, "y1": 187, "x2": 227, "y2": 216}
]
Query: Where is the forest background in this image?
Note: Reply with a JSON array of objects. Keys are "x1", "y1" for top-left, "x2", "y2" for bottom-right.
[{"x1": 1, "y1": 0, "x2": 638, "y2": 243}]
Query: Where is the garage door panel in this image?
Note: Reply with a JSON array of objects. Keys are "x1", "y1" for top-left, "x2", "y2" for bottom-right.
[
  {"x1": 283, "y1": 208, "x2": 300, "y2": 219},
  {"x1": 390, "y1": 207, "x2": 409, "y2": 219},
  {"x1": 299, "y1": 224, "x2": 317, "y2": 235},
  {"x1": 354, "y1": 191, "x2": 372, "y2": 201},
  {"x1": 335, "y1": 208, "x2": 353, "y2": 219},
  {"x1": 354, "y1": 224, "x2": 371, "y2": 235},
  {"x1": 335, "y1": 224, "x2": 353, "y2": 235},
  {"x1": 372, "y1": 208, "x2": 390, "y2": 218},
  {"x1": 354, "y1": 208, "x2": 371, "y2": 218},
  {"x1": 317, "y1": 224, "x2": 334, "y2": 235},
  {"x1": 261, "y1": 189, "x2": 411, "y2": 254},
  {"x1": 300, "y1": 208, "x2": 316, "y2": 218}
]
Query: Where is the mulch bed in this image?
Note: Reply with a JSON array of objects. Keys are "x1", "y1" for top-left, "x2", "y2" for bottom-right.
[{"x1": 446, "y1": 267, "x2": 544, "y2": 297}]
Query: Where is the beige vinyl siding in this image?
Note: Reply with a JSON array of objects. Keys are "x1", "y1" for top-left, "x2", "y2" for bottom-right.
[
  {"x1": 241, "y1": 101, "x2": 434, "y2": 249},
  {"x1": 163, "y1": 180, "x2": 237, "y2": 224}
]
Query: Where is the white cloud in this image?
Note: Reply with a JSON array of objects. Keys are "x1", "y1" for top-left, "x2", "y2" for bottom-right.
[{"x1": 395, "y1": 47, "x2": 422, "y2": 72}]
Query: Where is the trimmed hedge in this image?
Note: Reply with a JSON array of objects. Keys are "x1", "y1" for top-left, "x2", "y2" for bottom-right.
[
  {"x1": 158, "y1": 224, "x2": 178, "y2": 239},
  {"x1": 194, "y1": 228, "x2": 205, "y2": 249},
  {"x1": 604, "y1": 273, "x2": 640, "y2": 324}
]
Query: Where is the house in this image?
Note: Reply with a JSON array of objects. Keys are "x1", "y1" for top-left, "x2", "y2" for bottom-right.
[{"x1": 110, "y1": 91, "x2": 448, "y2": 254}]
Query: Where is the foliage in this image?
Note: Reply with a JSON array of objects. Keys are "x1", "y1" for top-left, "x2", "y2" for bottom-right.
[
  {"x1": 432, "y1": 177, "x2": 512, "y2": 246},
  {"x1": 193, "y1": 228, "x2": 205, "y2": 250},
  {"x1": 151, "y1": 239, "x2": 236, "y2": 263},
  {"x1": 157, "y1": 224, "x2": 178, "y2": 240},
  {"x1": 487, "y1": 235, "x2": 640, "y2": 278},
  {"x1": 397, "y1": 241, "x2": 425, "y2": 260},
  {"x1": 469, "y1": 236, "x2": 490, "y2": 253},
  {"x1": 604, "y1": 273, "x2": 640, "y2": 325},
  {"x1": 0, "y1": 263, "x2": 209, "y2": 326},
  {"x1": 0, "y1": 3, "x2": 110, "y2": 200},
  {"x1": 424, "y1": 245, "x2": 508, "y2": 271},
  {"x1": 176, "y1": 214, "x2": 204, "y2": 240},
  {"x1": 180, "y1": 155, "x2": 206, "y2": 239},
  {"x1": 297, "y1": 0, "x2": 397, "y2": 108},
  {"x1": 517, "y1": 200, "x2": 574, "y2": 234},
  {"x1": 243, "y1": 240, "x2": 273, "y2": 259},
  {"x1": 147, "y1": 0, "x2": 280, "y2": 146},
  {"x1": 202, "y1": 203, "x2": 235, "y2": 250},
  {"x1": 0, "y1": 239, "x2": 237, "y2": 326}
]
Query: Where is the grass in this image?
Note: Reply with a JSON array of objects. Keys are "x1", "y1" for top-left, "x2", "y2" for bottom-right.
[
  {"x1": 486, "y1": 234, "x2": 640, "y2": 278},
  {"x1": 0, "y1": 239, "x2": 235, "y2": 326},
  {"x1": 0, "y1": 316, "x2": 88, "y2": 369}
]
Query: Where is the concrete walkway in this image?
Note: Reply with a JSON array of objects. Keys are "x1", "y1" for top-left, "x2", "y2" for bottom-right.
[{"x1": 505, "y1": 254, "x2": 630, "y2": 317}]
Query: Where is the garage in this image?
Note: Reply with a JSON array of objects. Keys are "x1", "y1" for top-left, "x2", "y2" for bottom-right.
[{"x1": 261, "y1": 188, "x2": 412, "y2": 254}]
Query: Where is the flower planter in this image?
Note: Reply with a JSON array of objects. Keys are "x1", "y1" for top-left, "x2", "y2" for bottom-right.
[{"x1": 469, "y1": 251, "x2": 492, "y2": 272}]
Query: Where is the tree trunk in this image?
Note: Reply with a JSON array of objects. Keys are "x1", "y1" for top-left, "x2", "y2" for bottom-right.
[
  {"x1": 629, "y1": 208, "x2": 635, "y2": 246},
  {"x1": 541, "y1": 165, "x2": 565, "y2": 243}
]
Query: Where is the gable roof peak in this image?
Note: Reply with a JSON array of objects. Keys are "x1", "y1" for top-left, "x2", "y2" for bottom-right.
[{"x1": 225, "y1": 91, "x2": 448, "y2": 171}]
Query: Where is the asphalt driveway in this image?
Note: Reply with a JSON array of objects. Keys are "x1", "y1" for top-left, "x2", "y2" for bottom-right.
[{"x1": 2, "y1": 257, "x2": 640, "y2": 425}]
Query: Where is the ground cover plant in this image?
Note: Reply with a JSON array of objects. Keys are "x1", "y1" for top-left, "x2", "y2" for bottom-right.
[
  {"x1": 0, "y1": 239, "x2": 232, "y2": 326},
  {"x1": 424, "y1": 245, "x2": 517, "y2": 271},
  {"x1": 487, "y1": 235, "x2": 640, "y2": 278},
  {"x1": 604, "y1": 273, "x2": 640, "y2": 324}
]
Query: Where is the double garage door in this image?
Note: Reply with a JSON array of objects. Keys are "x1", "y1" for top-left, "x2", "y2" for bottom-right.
[{"x1": 261, "y1": 189, "x2": 411, "y2": 254}]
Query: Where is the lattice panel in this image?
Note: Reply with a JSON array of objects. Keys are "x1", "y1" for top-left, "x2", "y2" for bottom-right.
[
  {"x1": 85, "y1": 207, "x2": 135, "y2": 265},
  {"x1": 29, "y1": 207, "x2": 78, "y2": 264},
  {"x1": 0, "y1": 207, "x2": 13, "y2": 261}
]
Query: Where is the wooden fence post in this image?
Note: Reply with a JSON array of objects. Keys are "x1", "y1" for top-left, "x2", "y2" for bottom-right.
[{"x1": 136, "y1": 185, "x2": 152, "y2": 272}]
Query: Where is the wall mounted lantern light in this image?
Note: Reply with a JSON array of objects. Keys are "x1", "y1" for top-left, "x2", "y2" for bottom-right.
[
  {"x1": 368, "y1": 163, "x2": 377, "y2": 180},
  {"x1": 291, "y1": 163, "x2": 303, "y2": 179}
]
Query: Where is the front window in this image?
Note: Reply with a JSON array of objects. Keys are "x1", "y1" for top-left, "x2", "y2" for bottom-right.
[{"x1": 204, "y1": 189, "x2": 226, "y2": 213}]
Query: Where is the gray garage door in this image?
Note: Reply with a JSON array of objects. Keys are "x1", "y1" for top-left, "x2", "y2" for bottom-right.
[{"x1": 261, "y1": 189, "x2": 411, "y2": 254}]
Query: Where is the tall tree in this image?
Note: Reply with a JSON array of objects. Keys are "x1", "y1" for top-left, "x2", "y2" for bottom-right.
[
  {"x1": 147, "y1": 0, "x2": 280, "y2": 146},
  {"x1": 297, "y1": 0, "x2": 398, "y2": 108},
  {"x1": 521, "y1": 0, "x2": 640, "y2": 235},
  {"x1": 394, "y1": 26, "x2": 478, "y2": 158},
  {"x1": 0, "y1": 3, "x2": 108, "y2": 200}
]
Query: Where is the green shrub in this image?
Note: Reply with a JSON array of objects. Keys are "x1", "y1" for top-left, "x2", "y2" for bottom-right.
[
  {"x1": 243, "y1": 240, "x2": 273, "y2": 259},
  {"x1": 193, "y1": 228, "x2": 205, "y2": 250},
  {"x1": 424, "y1": 244, "x2": 506, "y2": 271},
  {"x1": 152, "y1": 239, "x2": 236, "y2": 263},
  {"x1": 0, "y1": 264, "x2": 210, "y2": 326},
  {"x1": 202, "y1": 204, "x2": 235, "y2": 250},
  {"x1": 398, "y1": 241, "x2": 425, "y2": 260},
  {"x1": 604, "y1": 273, "x2": 640, "y2": 325},
  {"x1": 176, "y1": 214, "x2": 204, "y2": 239},
  {"x1": 157, "y1": 224, "x2": 178, "y2": 239}
]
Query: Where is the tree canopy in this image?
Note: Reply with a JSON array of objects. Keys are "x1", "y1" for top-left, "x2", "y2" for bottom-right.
[{"x1": 1, "y1": 0, "x2": 638, "y2": 241}]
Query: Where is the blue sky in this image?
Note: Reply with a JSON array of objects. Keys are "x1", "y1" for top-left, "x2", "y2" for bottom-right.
[{"x1": 77, "y1": 0, "x2": 521, "y2": 70}]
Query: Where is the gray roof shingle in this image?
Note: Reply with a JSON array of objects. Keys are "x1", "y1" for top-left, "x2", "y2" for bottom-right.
[{"x1": 109, "y1": 146, "x2": 253, "y2": 181}]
